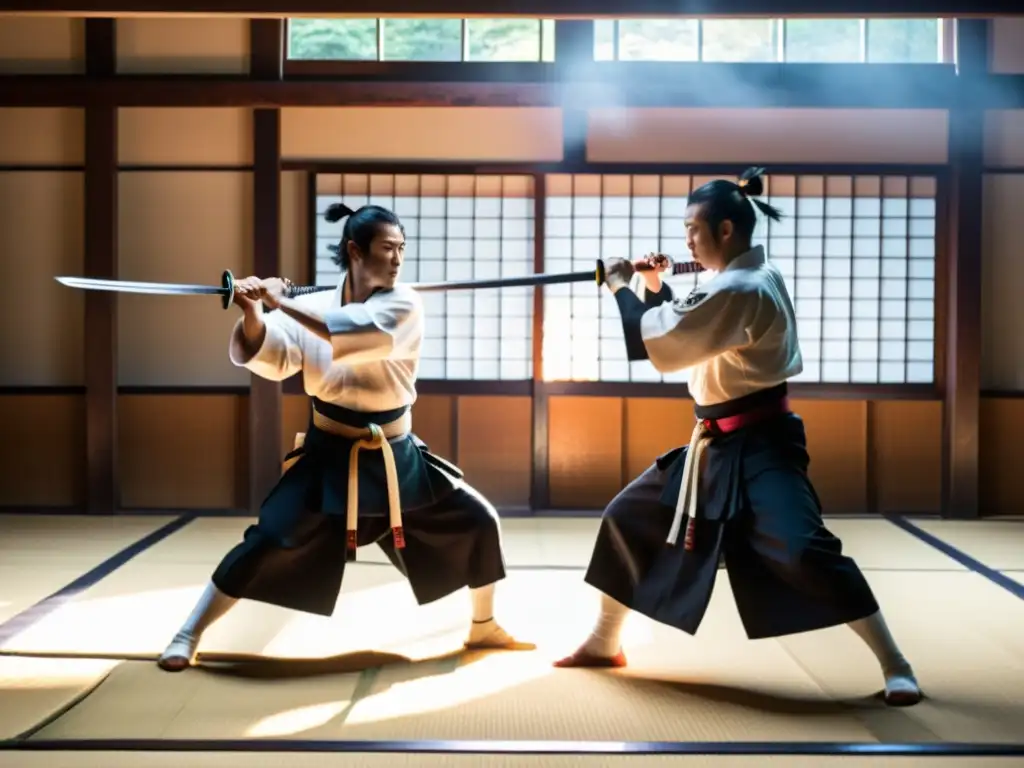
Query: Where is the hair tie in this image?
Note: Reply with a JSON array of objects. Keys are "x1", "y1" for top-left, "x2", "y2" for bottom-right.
[{"x1": 736, "y1": 178, "x2": 750, "y2": 195}]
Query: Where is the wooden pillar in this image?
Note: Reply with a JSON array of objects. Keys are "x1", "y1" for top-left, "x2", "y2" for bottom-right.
[
  {"x1": 83, "y1": 19, "x2": 118, "y2": 514},
  {"x1": 247, "y1": 20, "x2": 284, "y2": 513},
  {"x1": 941, "y1": 19, "x2": 988, "y2": 519}
]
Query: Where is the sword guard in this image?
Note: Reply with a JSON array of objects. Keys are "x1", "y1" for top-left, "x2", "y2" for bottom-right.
[
  {"x1": 595, "y1": 259, "x2": 607, "y2": 287},
  {"x1": 221, "y1": 269, "x2": 235, "y2": 310}
]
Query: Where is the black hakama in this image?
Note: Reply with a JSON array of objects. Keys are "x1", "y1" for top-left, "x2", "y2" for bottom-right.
[
  {"x1": 211, "y1": 398, "x2": 507, "y2": 617},
  {"x1": 585, "y1": 384, "x2": 880, "y2": 640},
  {"x1": 587, "y1": 278, "x2": 881, "y2": 640}
]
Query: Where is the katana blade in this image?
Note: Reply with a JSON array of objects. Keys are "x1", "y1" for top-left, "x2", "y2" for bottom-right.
[
  {"x1": 55, "y1": 258, "x2": 704, "y2": 308},
  {"x1": 55, "y1": 275, "x2": 228, "y2": 296},
  {"x1": 410, "y1": 270, "x2": 594, "y2": 292}
]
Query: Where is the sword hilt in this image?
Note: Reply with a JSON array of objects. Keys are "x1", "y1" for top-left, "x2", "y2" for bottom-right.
[{"x1": 594, "y1": 256, "x2": 704, "y2": 288}]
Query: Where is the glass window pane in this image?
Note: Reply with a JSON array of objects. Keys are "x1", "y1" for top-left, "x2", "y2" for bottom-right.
[
  {"x1": 466, "y1": 19, "x2": 542, "y2": 62},
  {"x1": 541, "y1": 19, "x2": 556, "y2": 62},
  {"x1": 594, "y1": 19, "x2": 615, "y2": 60},
  {"x1": 287, "y1": 19, "x2": 377, "y2": 60},
  {"x1": 784, "y1": 19, "x2": 862, "y2": 63},
  {"x1": 382, "y1": 18, "x2": 462, "y2": 62},
  {"x1": 701, "y1": 19, "x2": 776, "y2": 62},
  {"x1": 618, "y1": 19, "x2": 699, "y2": 61},
  {"x1": 867, "y1": 19, "x2": 941, "y2": 63},
  {"x1": 314, "y1": 173, "x2": 534, "y2": 380}
]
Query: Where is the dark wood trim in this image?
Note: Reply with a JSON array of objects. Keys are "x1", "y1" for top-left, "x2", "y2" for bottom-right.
[
  {"x1": 118, "y1": 386, "x2": 248, "y2": 396},
  {"x1": 0, "y1": 381, "x2": 941, "y2": 400},
  {"x1": 530, "y1": 174, "x2": 549, "y2": 512},
  {"x1": 450, "y1": 396, "x2": 460, "y2": 465},
  {"x1": 1, "y1": 165, "x2": 254, "y2": 172},
  {"x1": 83, "y1": 19, "x2": 118, "y2": 516},
  {"x1": 0, "y1": 1, "x2": 1012, "y2": 17},
  {"x1": 247, "y1": 19, "x2": 285, "y2": 515},
  {"x1": 982, "y1": 167, "x2": 1024, "y2": 175},
  {"x1": 980, "y1": 390, "x2": 1024, "y2": 399},
  {"x1": 941, "y1": 19, "x2": 986, "y2": 521},
  {"x1": 1, "y1": 71, "x2": 1021, "y2": 110},
  {"x1": 291, "y1": 160, "x2": 948, "y2": 177},
  {"x1": 418, "y1": 380, "x2": 534, "y2": 397},
  {"x1": 0, "y1": 165, "x2": 86, "y2": 172},
  {"x1": 283, "y1": 61, "x2": 555, "y2": 80},
  {"x1": 537, "y1": 381, "x2": 940, "y2": 400},
  {"x1": 118, "y1": 165, "x2": 256, "y2": 172}
]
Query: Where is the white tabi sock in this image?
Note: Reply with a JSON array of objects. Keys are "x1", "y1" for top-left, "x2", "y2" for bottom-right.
[
  {"x1": 158, "y1": 581, "x2": 238, "y2": 670},
  {"x1": 581, "y1": 592, "x2": 629, "y2": 658},
  {"x1": 847, "y1": 611, "x2": 921, "y2": 704}
]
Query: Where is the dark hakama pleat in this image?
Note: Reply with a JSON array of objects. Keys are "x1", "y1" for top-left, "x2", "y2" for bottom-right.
[
  {"x1": 211, "y1": 402, "x2": 506, "y2": 617},
  {"x1": 585, "y1": 407, "x2": 880, "y2": 640}
]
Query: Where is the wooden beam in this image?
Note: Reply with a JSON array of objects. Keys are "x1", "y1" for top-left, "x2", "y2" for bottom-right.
[
  {"x1": 247, "y1": 19, "x2": 284, "y2": 515},
  {"x1": 83, "y1": 18, "x2": 118, "y2": 515},
  {"x1": 1, "y1": 69, "x2": 1022, "y2": 110},
  {"x1": 0, "y1": 0, "x2": 1015, "y2": 17},
  {"x1": 530, "y1": 174, "x2": 548, "y2": 512},
  {"x1": 941, "y1": 19, "x2": 986, "y2": 520}
]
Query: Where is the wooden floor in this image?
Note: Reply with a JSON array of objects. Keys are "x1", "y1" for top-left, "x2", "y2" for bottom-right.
[{"x1": 0, "y1": 513, "x2": 1022, "y2": 767}]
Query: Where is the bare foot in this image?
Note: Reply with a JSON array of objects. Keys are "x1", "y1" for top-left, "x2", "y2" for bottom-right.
[{"x1": 553, "y1": 646, "x2": 628, "y2": 668}]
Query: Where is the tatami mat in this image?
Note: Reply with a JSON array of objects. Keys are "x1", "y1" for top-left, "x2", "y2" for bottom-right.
[
  {"x1": 908, "y1": 519, "x2": 1024, "y2": 570},
  {"x1": 0, "y1": 515, "x2": 179, "y2": 627},
  {"x1": 18, "y1": 563, "x2": 1024, "y2": 745},
  {"x1": 0, "y1": 656, "x2": 117, "y2": 740},
  {"x1": 1, "y1": 515, "x2": 1022, "y2": 755},
  {"x1": 1, "y1": 754, "x2": 1021, "y2": 768}
]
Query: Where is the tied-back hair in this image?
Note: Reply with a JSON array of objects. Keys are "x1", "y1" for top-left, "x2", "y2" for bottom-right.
[
  {"x1": 324, "y1": 203, "x2": 405, "y2": 270},
  {"x1": 687, "y1": 166, "x2": 783, "y2": 244}
]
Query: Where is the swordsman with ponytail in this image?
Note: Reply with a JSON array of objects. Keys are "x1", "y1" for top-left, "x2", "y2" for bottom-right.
[
  {"x1": 157, "y1": 203, "x2": 522, "y2": 671},
  {"x1": 555, "y1": 168, "x2": 923, "y2": 707}
]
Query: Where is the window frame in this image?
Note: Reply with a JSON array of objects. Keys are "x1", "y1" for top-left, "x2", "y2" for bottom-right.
[
  {"x1": 295, "y1": 160, "x2": 948, "y2": 401},
  {"x1": 282, "y1": 17, "x2": 953, "y2": 78}
]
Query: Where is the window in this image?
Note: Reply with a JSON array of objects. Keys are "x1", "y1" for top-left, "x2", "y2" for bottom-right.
[
  {"x1": 542, "y1": 173, "x2": 937, "y2": 385},
  {"x1": 288, "y1": 18, "x2": 556, "y2": 62},
  {"x1": 595, "y1": 18, "x2": 944, "y2": 63},
  {"x1": 312, "y1": 173, "x2": 535, "y2": 381}
]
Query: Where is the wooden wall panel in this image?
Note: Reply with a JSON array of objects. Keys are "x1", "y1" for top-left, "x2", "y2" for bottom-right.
[
  {"x1": 115, "y1": 17, "x2": 250, "y2": 75},
  {"x1": 622, "y1": 397, "x2": 694, "y2": 481},
  {"x1": 587, "y1": 108, "x2": 948, "y2": 164},
  {"x1": 0, "y1": 171, "x2": 84, "y2": 386},
  {"x1": 548, "y1": 396, "x2": 623, "y2": 509},
  {"x1": 991, "y1": 18, "x2": 1024, "y2": 74},
  {"x1": 118, "y1": 108, "x2": 253, "y2": 166},
  {"x1": 281, "y1": 394, "x2": 309, "y2": 459},
  {"x1": 280, "y1": 170, "x2": 307, "y2": 284},
  {"x1": 870, "y1": 400, "x2": 942, "y2": 514},
  {"x1": 0, "y1": 17, "x2": 84, "y2": 74},
  {"x1": 980, "y1": 397, "x2": 1024, "y2": 516},
  {"x1": 116, "y1": 171, "x2": 253, "y2": 387},
  {"x1": 983, "y1": 110, "x2": 1024, "y2": 168},
  {"x1": 119, "y1": 395, "x2": 242, "y2": 509},
  {"x1": 0, "y1": 108, "x2": 83, "y2": 166},
  {"x1": 0, "y1": 395, "x2": 84, "y2": 507},
  {"x1": 411, "y1": 395, "x2": 454, "y2": 461},
  {"x1": 281, "y1": 108, "x2": 564, "y2": 162},
  {"x1": 457, "y1": 396, "x2": 532, "y2": 508},
  {"x1": 786, "y1": 400, "x2": 868, "y2": 514}
]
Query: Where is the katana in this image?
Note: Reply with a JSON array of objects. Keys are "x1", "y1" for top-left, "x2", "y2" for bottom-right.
[{"x1": 55, "y1": 258, "x2": 704, "y2": 309}]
